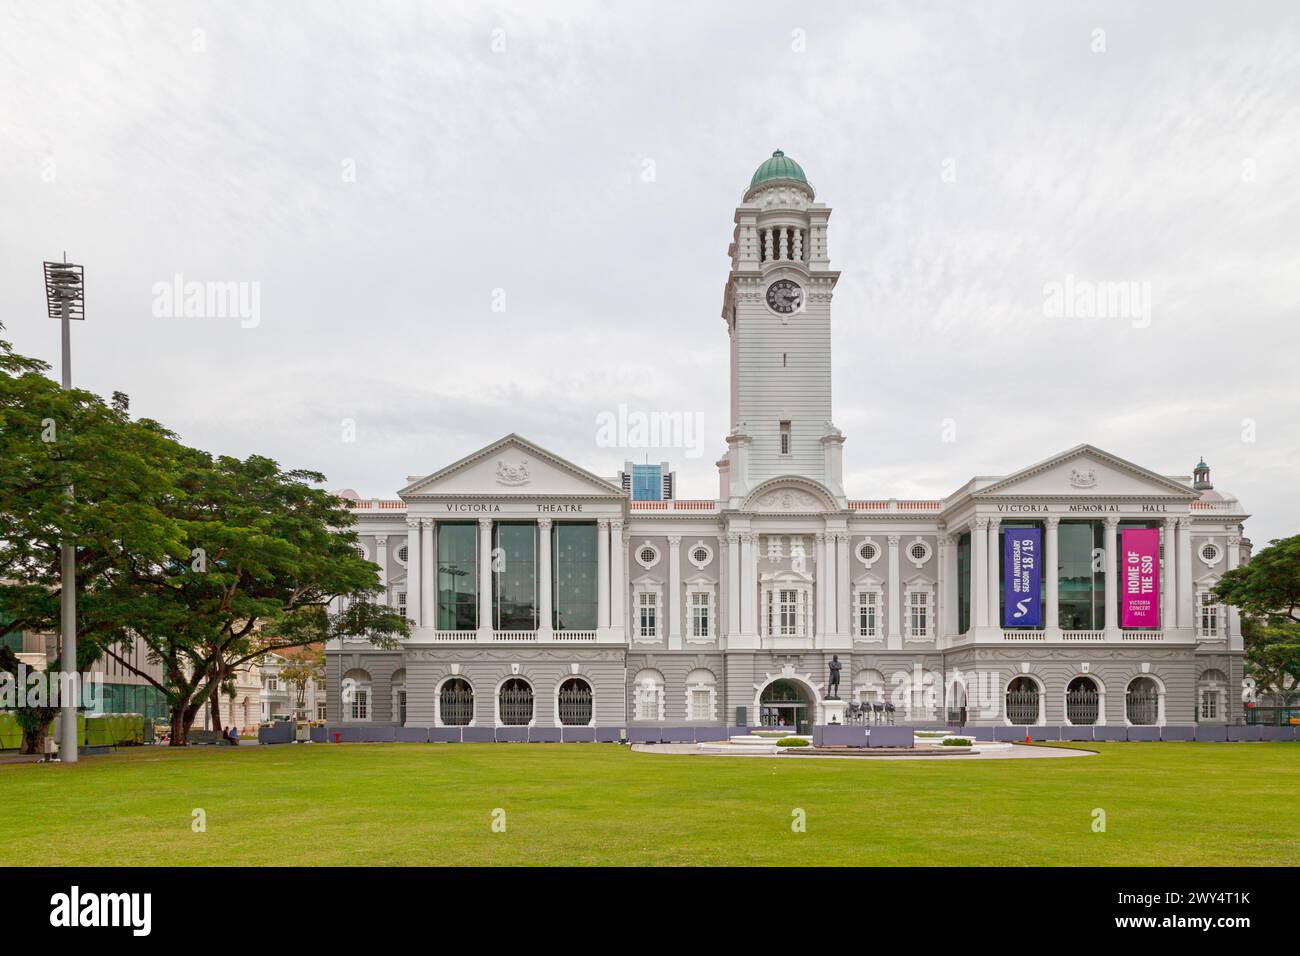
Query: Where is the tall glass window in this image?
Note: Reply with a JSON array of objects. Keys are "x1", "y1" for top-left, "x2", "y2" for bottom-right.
[
  {"x1": 437, "y1": 522, "x2": 478, "y2": 630},
  {"x1": 956, "y1": 532, "x2": 971, "y2": 634},
  {"x1": 493, "y1": 522, "x2": 538, "y2": 630},
  {"x1": 553, "y1": 522, "x2": 598, "y2": 630},
  {"x1": 1058, "y1": 520, "x2": 1104, "y2": 630}
]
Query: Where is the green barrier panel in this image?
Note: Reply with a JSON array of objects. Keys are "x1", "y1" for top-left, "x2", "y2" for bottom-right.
[
  {"x1": 0, "y1": 713, "x2": 24, "y2": 749},
  {"x1": 0, "y1": 711, "x2": 148, "y2": 750}
]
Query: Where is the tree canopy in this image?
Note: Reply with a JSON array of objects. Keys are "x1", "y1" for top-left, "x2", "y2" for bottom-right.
[
  {"x1": 1214, "y1": 535, "x2": 1300, "y2": 704},
  {"x1": 0, "y1": 324, "x2": 408, "y2": 744}
]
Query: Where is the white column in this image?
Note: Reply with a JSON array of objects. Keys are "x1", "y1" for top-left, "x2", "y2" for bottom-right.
[
  {"x1": 1045, "y1": 517, "x2": 1060, "y2": 639},
  {"x1": 886, "y1": 534, "x2": 902, "y2": 649},
  {"x1": 1163, "y1": 517, "x2": 1177, "y2": 630},
  {"x1": 835, "y1": 532, "x2": 851, "y2": 643},
  {"x1": 726, "y1": 532, "x2": 741, "y2": 640},
  {"x1": 740, "y1": 531, "x2": 756, "y2": 641},
  {"x1": 1103, "y1": 516, "x2": 1119, "y2": 637},
  {"x1": 972, "y1": 518, "x2": 988, "y2": 630},
  {"x1": 609, "y1": 519, "x2": 625, "y2": 639},
  {"x1": 405, "y1": 518, "x2": 422, "y2": 627},
  {"x1": 1225, "y1": 533, "x2": 1242, "y2": 643},
  {"x1": 537, "y1": 518, "x2": 553, "y2": 640},
  {"x1": 1176, "y1": 518, "x2": 1193, "y2": 629},
  {"x1": 935, "y1": 532, "x2": 947, "y2": 644},
  {"x1": 814, "y1": 532, "x2": 828, "y2": 644},
  {"x1": 597, "y1": 519, "x2": 610, "y2": 635},
  {"x1": 667, "y1": 535, "x2": 682, "y2": 650},
  {"x1": 947, "y1": 530, "x2": 960, "y2": 636},
  {"x1": 375, "y1": 535, "x2": 389, "y2": 604},
  {"x1": 987, "y1": 518, "x2": 1001, "y2": 630},
  {"x1": 420, "y1": 518, "x2": 435, "y2": 630},
  {"x1": 477, "y1": 517, "x2": 493, "y2": 639}
]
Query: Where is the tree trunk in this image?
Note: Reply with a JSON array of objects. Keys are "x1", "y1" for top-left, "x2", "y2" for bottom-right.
[
  {"x1": 169, "y1": 708, "x2": 188, "y2": 746},
  {"x1": 207, "y1": 664, "x2": 226, "y2": 737},
  {"x1": 19, "y1": 723, "x2": 44, "y2": 756},
  {"x1": 169, "y1": 701, "x2": 201, "y2": 746}
]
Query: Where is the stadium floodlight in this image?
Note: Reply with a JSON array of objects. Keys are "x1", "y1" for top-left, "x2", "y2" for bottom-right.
[{"x1": 42, "y1": 257, "x2": 84, "y2": 763}]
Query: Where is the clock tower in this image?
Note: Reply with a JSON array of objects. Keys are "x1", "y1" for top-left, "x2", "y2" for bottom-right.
[{"x1": 718, "y1": 150, "x2": 844, "y2": 507}]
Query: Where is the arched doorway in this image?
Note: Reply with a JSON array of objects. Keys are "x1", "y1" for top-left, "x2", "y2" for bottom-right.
[{"x1": 759, "y1": 679, "x2": 812, "y2": 734}]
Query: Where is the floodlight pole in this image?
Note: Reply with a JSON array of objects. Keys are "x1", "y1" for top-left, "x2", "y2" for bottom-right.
[{"x1": 45, "y1": 257, "x2": 84, "y2": 764}]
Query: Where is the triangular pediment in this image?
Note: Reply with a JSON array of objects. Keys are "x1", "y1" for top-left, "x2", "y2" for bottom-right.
[
  {"x1": 977, "y1": 445, "x2": 1196, "y2": 499},
  {"x1": 399, "y1": 434, "x2": 622, "y2": 498}
]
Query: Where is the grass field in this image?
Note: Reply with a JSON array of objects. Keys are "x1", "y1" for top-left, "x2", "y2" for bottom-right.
[{"x1": 2, "y1": 742, "x2": 1296, "y2": 866}]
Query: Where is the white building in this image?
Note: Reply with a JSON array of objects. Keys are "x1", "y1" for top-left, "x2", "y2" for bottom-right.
[{"x1": 327, "y1": 151, "x2": 1248, "y2": 733}]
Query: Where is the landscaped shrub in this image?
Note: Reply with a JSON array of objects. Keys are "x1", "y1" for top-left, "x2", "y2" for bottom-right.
[
  {"x1": 941, "y1": 737, "x2": 973, "y2": 747},
  {"x1": 776, "y1": 736, "x2": 810, "y2": 747}
]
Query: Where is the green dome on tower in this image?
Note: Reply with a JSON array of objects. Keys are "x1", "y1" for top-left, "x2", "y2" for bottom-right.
[{"x1": 749, "y1": 149, "x2": 808, "y2": 189}]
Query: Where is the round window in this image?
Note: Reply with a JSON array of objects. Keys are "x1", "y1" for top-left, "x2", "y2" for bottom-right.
[
  {"x1": 397, "y1": 545, "x2": 408, "y2": 562},
  {"x1": 859, "y1": 542, "x2": 878, "y2": 562},
  {"x1": 1200, "y1": 544, "x2": 1219, "y2": 563},
  {"x1": 692, "y1": 547, "x2": 710, "y2": 564},
  {"x1": 910, "y1": 543, "x2": 928, "y2": 561},
  {"x1": 639, "y1": 547, "x2": 658, "y2": 565}
]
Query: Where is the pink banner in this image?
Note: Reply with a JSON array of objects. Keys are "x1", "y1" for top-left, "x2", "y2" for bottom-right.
[{"x1": 1120, "y1": 528, "x2": 1161, "y2": 628}]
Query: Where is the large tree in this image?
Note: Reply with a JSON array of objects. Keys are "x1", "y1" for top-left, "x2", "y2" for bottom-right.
[
  {"x1": 1, "y1": 327, "x2": 407, "y2": 744},
  {"x1": 1214, "y1": 535, "x2": 1300, "y2": 705},
  {"x1": 0, "y1": 322, "x2": 187, "y2": 744},
  {"x1": 97, "y1": 451, "x2": 408, "y2": 744}
]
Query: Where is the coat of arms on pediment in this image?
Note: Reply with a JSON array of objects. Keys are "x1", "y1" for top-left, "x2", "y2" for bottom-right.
[
  {"x1": 1068, "y1": 467, "x2": 1098, "y2": 489},
  {"x1": 753, "y1": 488, "x2": 822, "y2": 512},
  {"x1": 495, "y1": 458, "x2": 530, "y2": 486}
]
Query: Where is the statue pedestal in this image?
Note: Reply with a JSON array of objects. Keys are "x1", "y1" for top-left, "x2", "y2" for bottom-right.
[{"x1": 822, "y1": 699, "x2": 847, "y2": 726}]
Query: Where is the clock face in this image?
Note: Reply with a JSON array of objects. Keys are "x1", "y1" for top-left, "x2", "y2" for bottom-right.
[{"x1": 766, "y1": 279, "x2": 803, "y2": 314}]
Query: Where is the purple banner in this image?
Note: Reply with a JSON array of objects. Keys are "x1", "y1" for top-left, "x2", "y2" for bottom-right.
[
  {"x1": 1003, "y1": 526, "x2": 1042, "y2": 628},
  {"x1": 1121, "y1": 528, "x2": 1161, "y2": 628}
]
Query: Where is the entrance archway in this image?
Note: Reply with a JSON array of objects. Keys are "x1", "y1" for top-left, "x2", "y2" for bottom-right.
[{"x1": 759, "y1": 679, "x2": 813, "y2": 734}]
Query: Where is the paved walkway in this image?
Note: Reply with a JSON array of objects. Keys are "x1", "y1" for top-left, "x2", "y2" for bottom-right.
[{"x1": 632, "y1": 743, "x2": 1096, "y2": 761}]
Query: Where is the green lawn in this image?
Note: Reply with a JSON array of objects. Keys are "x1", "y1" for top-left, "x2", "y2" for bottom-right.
[{"x1": 1, "y1": 742, "x2": 1296, "y2": 866}]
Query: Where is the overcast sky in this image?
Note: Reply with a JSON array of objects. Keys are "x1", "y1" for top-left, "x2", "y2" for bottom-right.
[{"x1": 2, "y1": 1, "x2": 1297, "y2": 543}]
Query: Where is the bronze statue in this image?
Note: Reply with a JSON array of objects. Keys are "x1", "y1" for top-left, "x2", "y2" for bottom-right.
[{"x1": 827, "y1": 654, "x2": 842, "y2": 699}]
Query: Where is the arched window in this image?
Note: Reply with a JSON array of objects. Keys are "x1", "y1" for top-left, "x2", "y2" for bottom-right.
[
  {"x1": 439, "y1": 677, "x2": 474, "y2": 726},
  {"x1": 1006, "y1": 676, "x2": 1040, "y2": 725},
  {"x1": 557, "y1": 677, "x2": 593, "y2": 726},
  {"x1": 855, "y1": 668, "x2": 886, "y2": 704},
  {"x1": 684, "y1": 668, "x2": 717, "y2": 722},
  {"x1": 342, "y1": 668, "x2": 372, "y2": 722},
  {"x1": 632, "y1": 669, "x2": 665, "y2": 721},
  {"x1": 1126, "y1": 676, "x2": 1160, "y2": 725},
  {"x1": 1197, "y1": 669, "x2": 1227, "y2": 722},
  {"x1": 1065, "y1": 675, "x2": 1101, "y2": 725},
  {"x1": 947, "y1": 683, "x2": 968, "y2": 726},
  {"x1": 498, "y1": 677, "x2": 534, "y2": 726}
]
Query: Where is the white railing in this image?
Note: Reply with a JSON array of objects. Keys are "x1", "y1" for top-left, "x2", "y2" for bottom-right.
[
  {"x1": 1002, "y1": 630, "x2": 1046, "y2": 641},
  {"x1": 1122, "y1": 630, "x2": 1163, "y2": 641},
  {"x1": 431, "y1": 630, "x2": 477, "y2": 642},
  {"x1": 493, "y1": 630, "x2": 538, "y2": 642},
  {"x1": 1063, "y1": 630, "x2": 1106, "y2": 642},
  {"x1": 554, "y1": 630, "x2": 597, "y2": 642}
]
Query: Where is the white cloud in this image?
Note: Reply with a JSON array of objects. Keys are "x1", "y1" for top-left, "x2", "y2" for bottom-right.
[{"x1": 1, "y1": 0, "x2": 1296, "y2": 542}]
